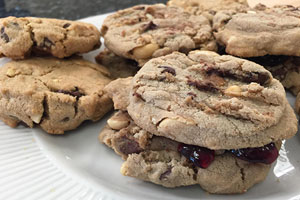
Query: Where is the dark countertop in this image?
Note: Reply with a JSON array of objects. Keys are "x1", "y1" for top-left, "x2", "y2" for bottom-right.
[{"x1": 0, "y1": 0, "x2": 168, "y2": 19}]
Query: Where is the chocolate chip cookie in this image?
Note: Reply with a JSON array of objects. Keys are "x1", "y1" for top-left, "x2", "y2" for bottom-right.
[
  {"x1": 0, "y1": 17, "x2": 101, "y2": 59},
  {"x1": 101, "y1": 4, "x2": 217, "y2": 65},
  {"x1": 127, "y1": 51, "x2": 297, "y2": 150},
  {"x1": 0, "y1": 57, "x2": 112, "y2": 134},
  {"x1": 213, "y1": 5, "x2": 300, "y2": 57},
  {"x1": 99, "y1": 110, "x2": 279, "y2": 193},
  {"x1": 95, "y1": 49, "x2": 139, "y2": 79}
]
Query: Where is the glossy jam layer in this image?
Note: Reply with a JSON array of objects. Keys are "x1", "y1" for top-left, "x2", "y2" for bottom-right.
[
  {"x1": 178, "y1": 142, "x2": 279, "y2": 168},
  {"x1": 230, "y1": 142, "x2": 279, "y2": 164},
  {"x1": 177, "y1": 143, "x2": 215, "y2": 169}
]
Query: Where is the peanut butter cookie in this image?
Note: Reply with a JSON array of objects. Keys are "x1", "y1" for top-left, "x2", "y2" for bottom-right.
[{"x1": 0, "y1": 57, "x2": 112, "y2": 134}]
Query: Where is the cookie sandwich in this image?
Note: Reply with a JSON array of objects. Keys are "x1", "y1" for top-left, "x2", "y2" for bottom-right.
[{"x1": 99, "y1": 51, "x2": 298, "y2": 194}]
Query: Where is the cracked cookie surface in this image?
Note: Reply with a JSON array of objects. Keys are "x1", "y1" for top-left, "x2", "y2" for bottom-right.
[
  {"x1": 0, "y1": 57, "x2": 112, "y2": 134},
  {"x1": 99, "y1": 111, "x2": 272, "y2": 194},
  {"x1": 95, "y1": 49, "x2": 139, "y2": 79},
  {"x1": 101, "y1": 4, "x2": 217, "y2": 66},
  {"x1": 213, "y1": 5, "x2": 300, "y2": 57},
  {"x1": 0, "y1": 16, "x2": 101, "y2": 59},
  {"x1": 127, "y1": 51, "x2": 297, "y2": 149}
]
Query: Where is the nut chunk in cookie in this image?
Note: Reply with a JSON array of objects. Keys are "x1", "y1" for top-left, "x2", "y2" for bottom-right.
[
  {"x1": 0, "y1": 57, "x2": 112, "y2": 134},
  {"x1": 101, "y1": 4, "x2": 217, "y2": 66},
  {"x1": 0, "y1": 17, "x2": 101, "y2": 59}
]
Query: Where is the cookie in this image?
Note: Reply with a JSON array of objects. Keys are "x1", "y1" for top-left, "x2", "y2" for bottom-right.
[
  {"x1": 0, "y1": 57, "x2": 112, "y2": 134},
  {"x1": 213, "y1": 5, "x2": 300, "y2": 57},
  {"x1": 104, "y1": 77, "x2": 132, "y2": 111},
  {"x1": 95, "y1": 49, "x2": 139, "y2": 79},
  {"x1": 167, "y1": 0, "x2": 249, "y2": 20},
  {"x1": 99, "y1": 111, "x2": 276, "y2": 194},
  {"x1": 127, "y1": 51, "x2": 297, "y2": 150},
  {"x1": 101, "y1": 4, "x2": 217, "y2": 65},
  {"x1": 248, "y1": 55, "x2": 300, "y2": 95},
  {"x1": 0, "y1": 16, "x2": 101, "y2": 59}
]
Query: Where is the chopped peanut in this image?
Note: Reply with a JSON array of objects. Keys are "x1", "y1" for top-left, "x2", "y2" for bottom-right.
[
  {"x1": 225, "y1": 85, "x2": 242, "y2": 97},
  {"x1": 132, "y1": 43, "x2": 159, "y2": 59},
  {"x1": 107, "y1": 115, "x2": 130, "y2": 130}
]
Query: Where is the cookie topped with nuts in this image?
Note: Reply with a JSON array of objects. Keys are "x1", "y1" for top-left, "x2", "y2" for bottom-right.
[
  {"x1": 127, "y1": 51, "x2": 297, "y2": 150},
  {"x1": 0, "y1": 16, "x2": 101, "y2": 59},
  {"x1": 213, "y1": 5, "x2": 300, "y2": 57},
  {"x1": 101, "y1": 4, "x2": 217, "y2": 66},
  {"x1": 0, "y1": 56, "x2": 112, "y2": 134}
]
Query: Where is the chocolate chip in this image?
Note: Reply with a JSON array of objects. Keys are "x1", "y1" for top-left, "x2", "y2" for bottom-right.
[
  {"x1": 248, "y1": 55, "x2": 289, "y2": 67},
  {"x1": 141, "y1": 21, "x2": 157, "y2": 32},
  {"x1": 11, "y1": 22, "x2": 19, "y2": 27},
  {"x1": 62, "y1": 117, "x2": 70, "y2": 122},
  {"x1": 0, "y1": 27, "x2": 9, "y2": 43},
  {"x1": 187, "y1": 92, "x2": 197, "y2": 97},
  {"x1": 118, "y1": 136, "x2": 142, "y2": 155},
  {"x1": 133, "y1": 92, "x2": 145, "y2": 101},
  {"x1": 187, "y1": 79, "x2": 219, "y2": 93},
  {"x1": 63, "y1": 23, "x2": 71, "y2": 28},
  {"x1": 158, "y1": 66, "x2": 176, "y2": 76},
  {"x1": 178, "y1": 46, "x2": 190, "y2": 54},
  {"x1": 206, "y1": 68, "x2": 271, "y2": 85},
  {"x1": 159, "y1": 166, "x2": 173, "y2": 180},
  {"x1": 209, "y1": 10, "x2": 217, "y2": 15},
  {"x1": 40, "y1": 37, "x2": 54, "y2": 49},
  {"x1": 57, "y1": 87, "x2": 84, "y2": 99},
  {"x1": 242, "y1": 71, "x2": 270, "y2": 85}
]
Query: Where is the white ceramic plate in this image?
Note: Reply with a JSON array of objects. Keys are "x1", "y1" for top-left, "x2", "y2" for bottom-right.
[{"x1": 0, "y1": 14, "x2": 300, "y2": 200}]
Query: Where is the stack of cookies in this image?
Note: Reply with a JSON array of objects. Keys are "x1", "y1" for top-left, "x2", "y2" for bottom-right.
[
  {"x1": 0, "y1": 17, "x2": 114, "y2": 134},
  {"x1": 98, "y1": 2, "x2": 299, "y2": 194}
]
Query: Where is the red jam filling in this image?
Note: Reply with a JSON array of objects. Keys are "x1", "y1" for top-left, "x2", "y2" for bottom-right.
[
  {"x1": 230, "y1": 142, "x2": 279, "y2": 164},
  {"x1": 178, "y1": 142, "x2": 278, "y2": 168},
  {"x1": 178, "y1": 143, "x2": 215, "y2": 169}
]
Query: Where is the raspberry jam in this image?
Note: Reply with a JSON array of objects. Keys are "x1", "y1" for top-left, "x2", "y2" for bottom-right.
[
  {"x1": 178, "y1": 142, "x2": 279, "y2": 168},
  {"x1": 178, "y1": 143, "x2": 215, "y2": 169},
  {"x1": 230, "y1": 142, "x2": 278, "y2": 164}
]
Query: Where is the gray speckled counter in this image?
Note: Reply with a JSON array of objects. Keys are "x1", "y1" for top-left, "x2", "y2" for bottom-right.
[{"x1": 0, "y1": 0, "x2": 168, "y2": 19}]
